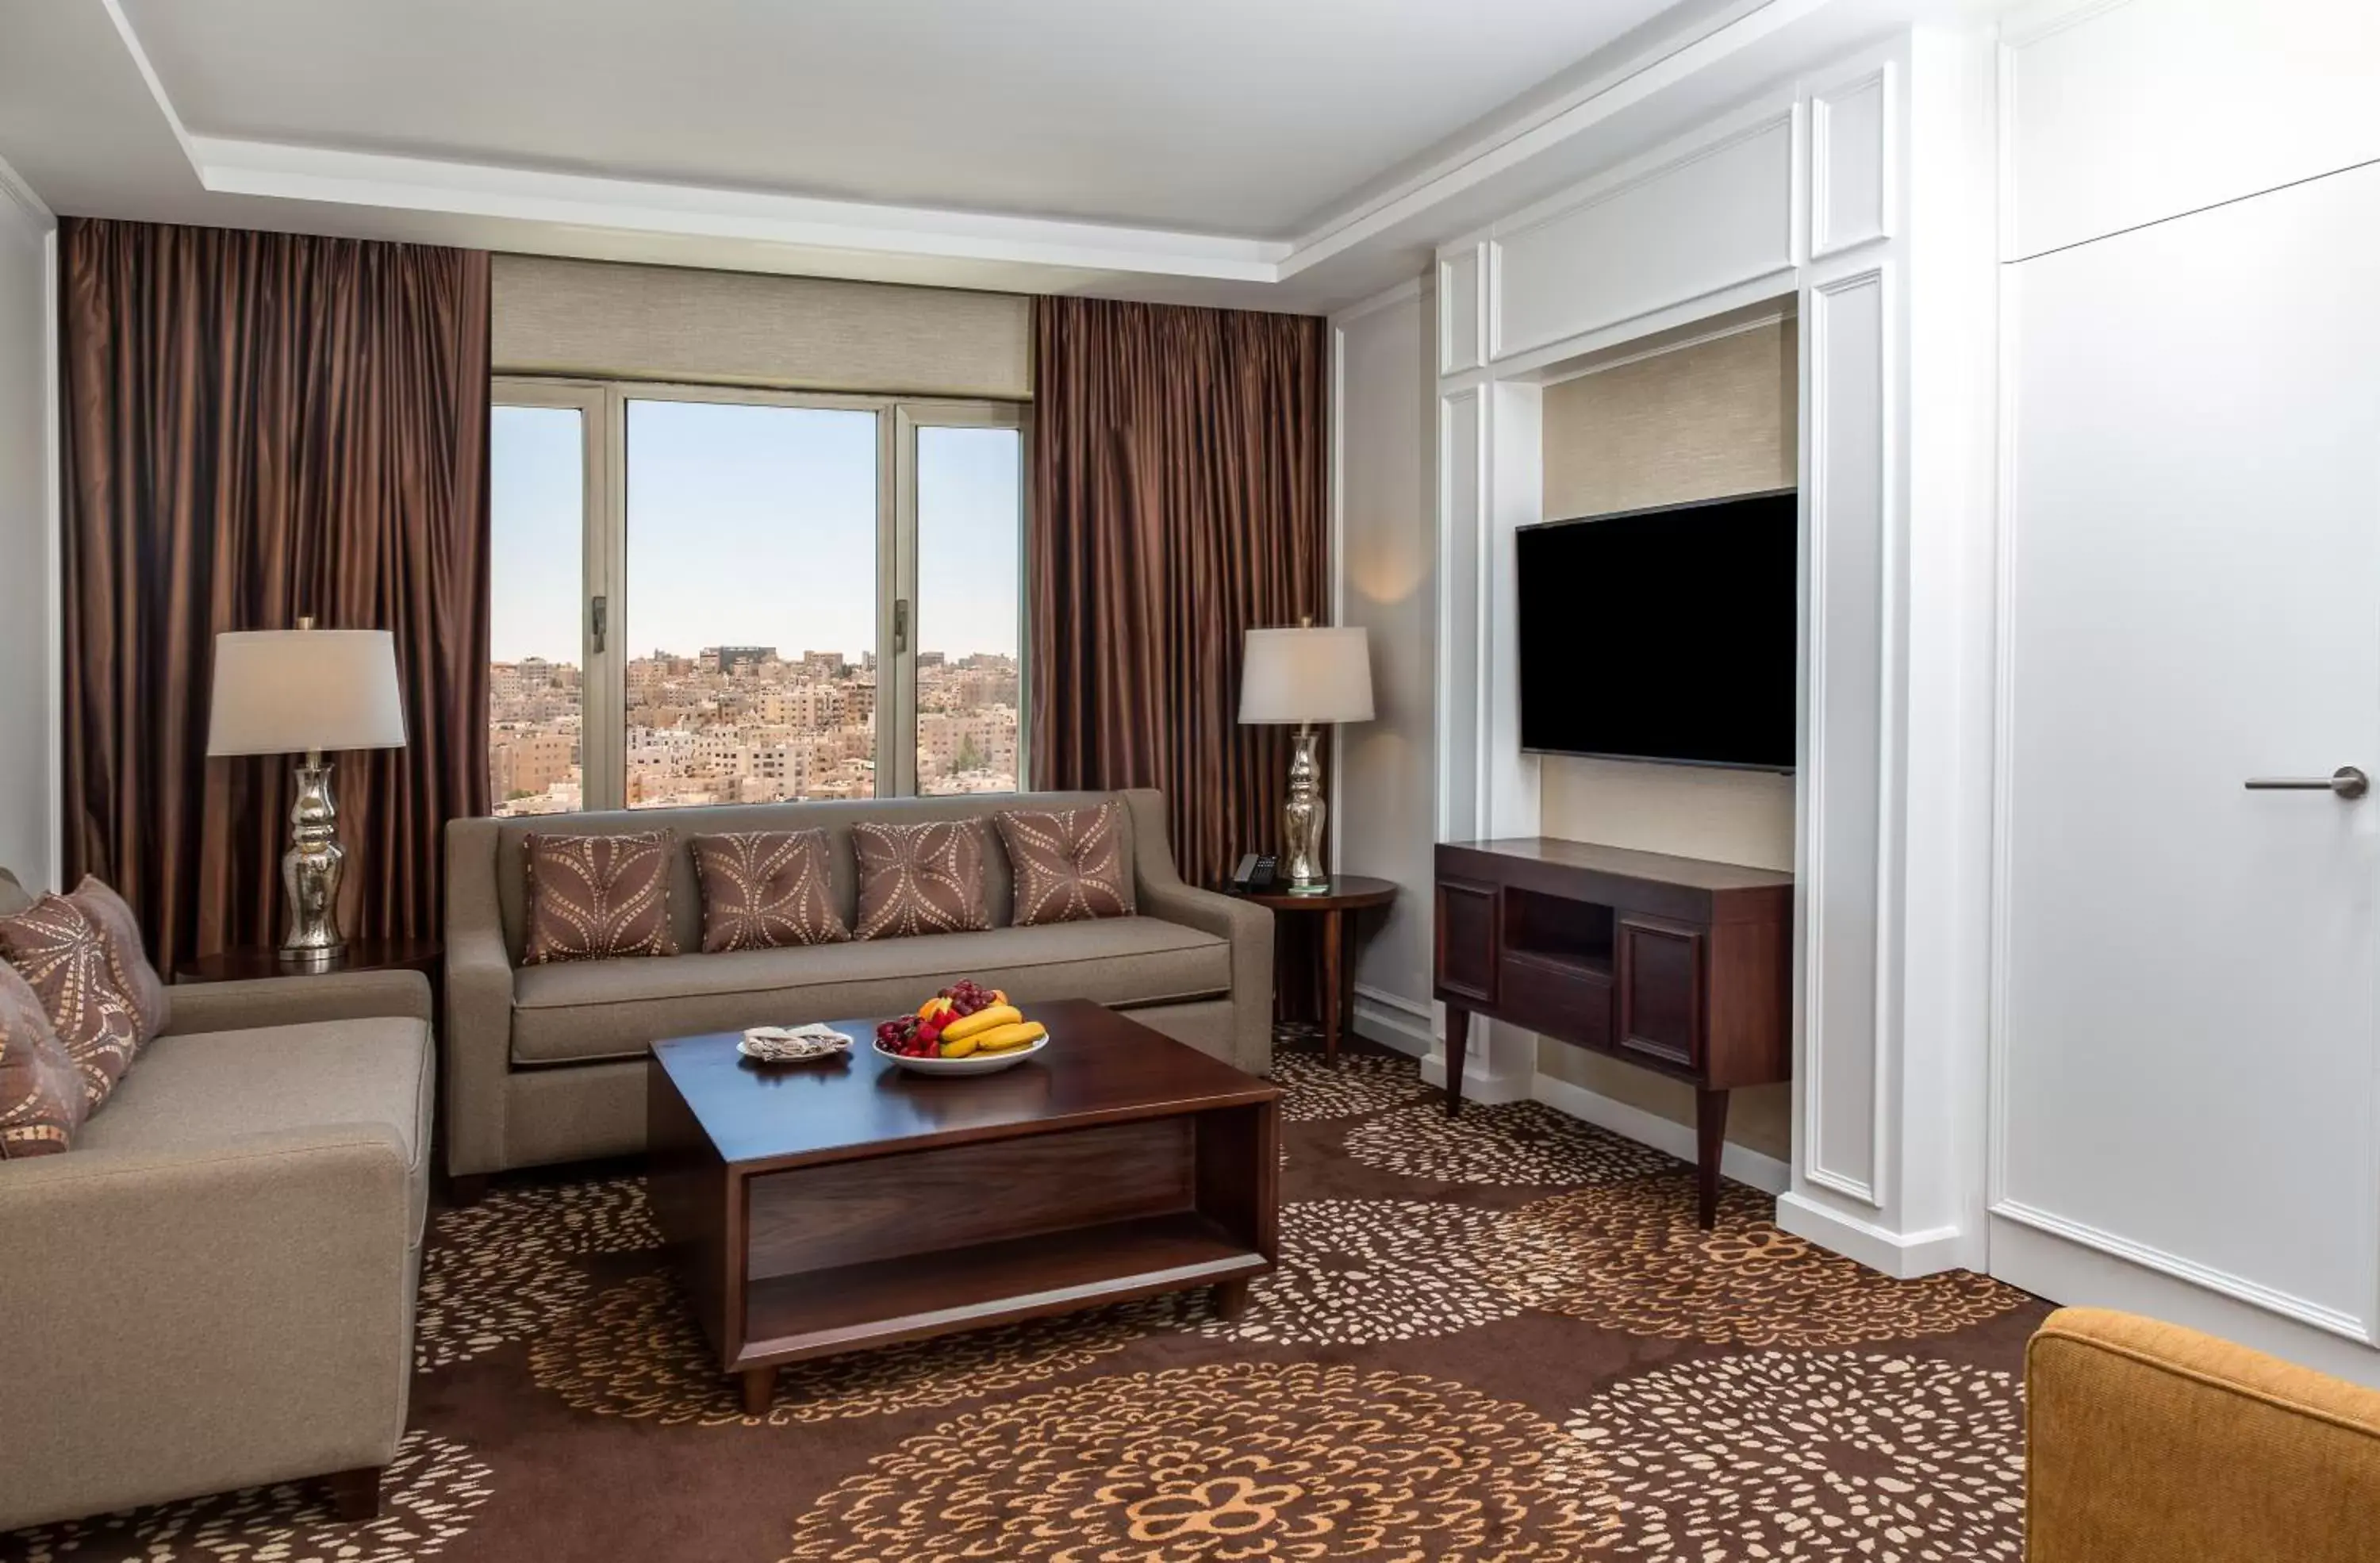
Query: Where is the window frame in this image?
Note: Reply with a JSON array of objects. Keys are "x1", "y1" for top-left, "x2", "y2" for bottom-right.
[{"x1": 491, "y1": 376, "x2": 1028, "y2": 811}]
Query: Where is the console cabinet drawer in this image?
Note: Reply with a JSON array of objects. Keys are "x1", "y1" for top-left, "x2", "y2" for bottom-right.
[{"x1": 1499, "y1": 952, "x2": 1613, "y2": 1051}]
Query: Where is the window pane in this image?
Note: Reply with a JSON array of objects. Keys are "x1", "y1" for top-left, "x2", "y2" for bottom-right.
[
  {"x1": 915, "y1": 424, "x2": 1023, "y2": 796},
  {"x1": 624, "y1": 400, "x2": 879, "y2": 807},
  {"x1": 488, "y1": 405, "x2": 585, "y2": 817}
]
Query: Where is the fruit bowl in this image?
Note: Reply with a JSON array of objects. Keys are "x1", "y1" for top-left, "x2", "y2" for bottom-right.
[
  {"x1": 874, "y1": 1030, "x2": 1050, "y2": 1076},
  {"x1": 873, "y1": 978, "x2": 1049, "y2": 1076}
]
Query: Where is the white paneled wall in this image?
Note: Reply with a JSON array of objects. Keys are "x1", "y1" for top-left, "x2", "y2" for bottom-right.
[
  {"x1": 1368, "y1": 25, "x2": 1999, "y2": 1274},
  {"x1": 0, "y1": 163, "x2": 55, "y2": 889},
  {"x1": 1489, "y1": 100, "x2": 1799, "y2": 364},
  {"x1": 1332, "y1": 280, "x2": 1438, "y2": 1054}
]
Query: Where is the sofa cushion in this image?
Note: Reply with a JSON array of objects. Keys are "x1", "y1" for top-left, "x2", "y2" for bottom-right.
[
  {"x1": 74, "y1": 1016, "x2": 434, "y2": 1231},
  {"x1": 0, "y1": 893, "x2": 140, "y2": 1113},
  {"x1": 852, "y1": 819, "x2": 992, "y2": 939},
  {"x1": 67, "y1": 875, "x2": 170, "y2": 1050},
  {"x1": 523, "y1": 829, "x2": 680, "y2": 965},
  {"x1": 510, "y1": 915, "x2": 1232, "y2": 1066},
  {"x1": 0, "y1": 961, "x2": 85, "y2": 1157},
  {"x1": 996, "y1": 800, "x2": 1136, "y2": 927},
  {"x1": 690, "y1": 829, "x2": 850, "y2": 952}
]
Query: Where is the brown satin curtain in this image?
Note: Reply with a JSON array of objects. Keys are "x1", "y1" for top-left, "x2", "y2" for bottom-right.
[
  {"x1": 60, "y1": 218, "x2": 491, "y2": 974},
  {"x1": 1029, "y1": 297, "x2": 1328, "y2": 889}
]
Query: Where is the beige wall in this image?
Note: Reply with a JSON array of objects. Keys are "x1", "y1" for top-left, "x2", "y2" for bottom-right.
[
  {"x1": 491, "y1": 255, "x2": 1032, "y2": 399},
  {"x1": 1534, "y1": 317, "x2": 1798, "y2": 1160}
]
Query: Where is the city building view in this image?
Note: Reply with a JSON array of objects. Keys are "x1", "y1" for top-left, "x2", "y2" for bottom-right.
[{"x1": 489, "y1": 646, "x2": 1019, "y2": 816}]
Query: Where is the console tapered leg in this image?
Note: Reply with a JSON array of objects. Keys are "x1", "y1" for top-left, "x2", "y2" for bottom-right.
[{"x1": 1443, "y1": 1006, "x2": 1469, "y2": 1117}]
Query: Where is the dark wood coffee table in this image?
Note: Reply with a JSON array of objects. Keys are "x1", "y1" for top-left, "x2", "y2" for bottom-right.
[{"x1": 646, "y1": 998, "x2": 1281, "y2": 1414}]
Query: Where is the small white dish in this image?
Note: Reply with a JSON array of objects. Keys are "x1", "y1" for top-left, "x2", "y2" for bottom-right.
[
  {"x1": 739, "y1": 1024, "x2": 854, "y2": 1064},
  {"x1": 876, "y1": 1031, "x2": 1050, "y2": 1076}
]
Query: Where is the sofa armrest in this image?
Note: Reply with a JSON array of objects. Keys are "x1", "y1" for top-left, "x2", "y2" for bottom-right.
[
  {"x1": 443, "y1": 816, "x2": 518, "y2": 1177},
  {"x1": 164, "y1": 968, "x2": 432, "y2": 1035},
  {"x1": 0, "y1": 1127, "x2": 413, "y2": 1530},
  {"x1": 1119, "y1": 789, "x2": 1273, "y2": 1076},
  {"x1": 2026, "y1": 1306, "x2": 2380, "y2": 1563}
]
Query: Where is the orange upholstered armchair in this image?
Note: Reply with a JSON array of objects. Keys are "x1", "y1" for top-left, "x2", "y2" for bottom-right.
[{"x1": 2026, "y1": 1307, "x2": 2380, "y2": 1561}]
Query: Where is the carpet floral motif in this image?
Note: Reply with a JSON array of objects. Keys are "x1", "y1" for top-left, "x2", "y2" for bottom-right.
[
  {"x1": 1271, "y1": 1049, "x2": 1430, "y2": 1120},
  {"x1": 778, "y1": 1361, "x2": 1621, "y2": 1561},
  {"x1": 4, "y1": 1432, "x2": 489, "y2": 1563},
  {"x1": 1488, "y1": 1176, "x2": 2026, "y2": 1346},
  {"x1": 532, "y1": 1271, "x2": 1174, "y2": 1425},
  {"x1": 1344, "y1": 1099, "x2": 1680, "y2": 1186},
  {"x1": 1570, "y1": 1352, "x2": 2026, "y2": 1561},
  {"x1": 1195, "y1": 1198, "x2": 1520, "y2": 1346},
  {"x1": 413, "y1": 1175, "x2": 658, "y2": 1370}
]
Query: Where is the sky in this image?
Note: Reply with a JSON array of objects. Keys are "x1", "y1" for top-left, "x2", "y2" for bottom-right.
[{"x1": 488, "y1": 401, "x2": 1022, "y2": 666}]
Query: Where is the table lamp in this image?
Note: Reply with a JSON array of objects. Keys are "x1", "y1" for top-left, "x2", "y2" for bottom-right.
[
  {"x1": 1238, "y1": 620, "x2": 1374, "y2": 895},
  {"x1": 206, "y1": 618, "x2": 409, "y2": 966}
]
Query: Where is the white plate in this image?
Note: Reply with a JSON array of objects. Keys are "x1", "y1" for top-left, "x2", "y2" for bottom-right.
[{"x1": 876, "y1": 1031, "x2": 1050, "y2": 1075}]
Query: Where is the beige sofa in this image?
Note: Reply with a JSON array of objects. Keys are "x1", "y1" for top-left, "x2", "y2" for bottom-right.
[
  {"x1": 0, "y1": 871, "x2": 432, "y2": 1531},
  {"x1": 443, "y1": 788, "x2": 1272, "y2": 1180}
]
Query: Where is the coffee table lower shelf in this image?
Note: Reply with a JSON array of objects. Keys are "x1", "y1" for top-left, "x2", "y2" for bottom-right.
[{"x1": 743, "y1": 1210, "x2": 1264, "y2": 1365}]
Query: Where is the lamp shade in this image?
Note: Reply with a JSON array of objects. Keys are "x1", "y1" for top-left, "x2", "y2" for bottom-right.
[
  {"x1": 1238, "y1": 625, "x2": 1375, "y2": 726},
  {"x1": 206, "y1": 628, "x2": 409, "y2": 757}
]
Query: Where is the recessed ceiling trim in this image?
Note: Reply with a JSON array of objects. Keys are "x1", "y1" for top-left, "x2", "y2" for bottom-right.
[
  {"x1": 1282, "y1": 0, "x2": 1833, "y2": 277},
  {"x1": 190, "y1": 138, "x2": 1290, "y2": 282},
  {"x1": 100, "y1": 0, "x2": 202, "y2": 169},
  {"x1": 94, "y1": 0, "x2": 1873, "y2": 294}
]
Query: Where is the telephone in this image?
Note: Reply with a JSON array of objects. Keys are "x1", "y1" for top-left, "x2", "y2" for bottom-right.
[{"x1": 1229, "y1": 853, "x2": 1278, "y2": 894}]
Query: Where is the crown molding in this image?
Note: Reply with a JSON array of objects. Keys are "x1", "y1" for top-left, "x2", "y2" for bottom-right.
[
  {"x1": 94, "y1": 0, "x2": 1893, "y2": 293},
  {"x1": 0, "y1": 150, "x2": 53, "y2": 228},
  {"x1": 190, "y1": 138, "x2": 1290, "y2": 282}
]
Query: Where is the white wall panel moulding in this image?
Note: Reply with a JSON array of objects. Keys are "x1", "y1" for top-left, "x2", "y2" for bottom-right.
[{"x1": 1487, "y1": 97, "x2": 1798, "y2": 363}]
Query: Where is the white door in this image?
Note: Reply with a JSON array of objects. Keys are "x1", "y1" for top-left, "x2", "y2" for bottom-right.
[{"x1": 1993, "y1": 160, "x2": 2380, "y2": 1351}]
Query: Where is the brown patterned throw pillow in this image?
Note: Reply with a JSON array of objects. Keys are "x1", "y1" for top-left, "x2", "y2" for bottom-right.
[
  {"x1": 522, "y1": 831, "x2": 680, "y2": 965},
  {"x1": 691, "y1": 830, "x2": 850, "y2": 953},
  {"x1": 67, "y1": 876, "x2": 170, "y2": 1050},
  {"x1": 996, "y1": 801, "x2": 1136, "y2": 927},
  {"x1": 852, "y1": 820, "x2": 992, "y2": 940},
  {"x1": 0, "y1": 894, "x2": 140, "y2": 1112},
  {"x1": 0, "y1": 961, "x2": 85, "y2": 1158}
]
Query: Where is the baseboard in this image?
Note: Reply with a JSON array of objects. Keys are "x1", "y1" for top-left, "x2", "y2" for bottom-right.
[
  {"x1": 1775, "y1": 1191, "x2": 1967, "y2": 1280},
  {"x1": 1349, "y1": 986, "x2": 1435, "y2": 1058},
  {"x1": 1988, "y1": 1212, "x2": 2380, "y2": 1388},
  {"x1": 1531, "y1": 1073, "x2": 1791, "y2": 1195}
]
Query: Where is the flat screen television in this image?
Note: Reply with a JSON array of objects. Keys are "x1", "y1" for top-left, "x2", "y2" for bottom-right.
[{"x1": 1516, "y1": 488, "x2": 1797, "y2": 770}]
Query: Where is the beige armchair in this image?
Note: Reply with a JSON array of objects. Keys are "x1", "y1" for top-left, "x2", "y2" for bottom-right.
[{"x1": 0, "y1": 947, "x2": 433, "y2": 1532}]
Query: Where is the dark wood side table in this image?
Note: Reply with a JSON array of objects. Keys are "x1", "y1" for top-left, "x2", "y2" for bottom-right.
[
  {"x1": 174, "y1": 936, "x2": 444, "y2": 992},
  {"x1": 1229, "y1": 874, "x2": 1398, "y2": 1067}
]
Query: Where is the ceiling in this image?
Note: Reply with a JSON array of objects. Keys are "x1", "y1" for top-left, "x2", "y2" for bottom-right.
[
  {"x1": 0, "y1": 0, "x2": 1972, "y2": 313},
  {"x1": 119, "y1": 0, "x2": 1684, "y2": 237}
]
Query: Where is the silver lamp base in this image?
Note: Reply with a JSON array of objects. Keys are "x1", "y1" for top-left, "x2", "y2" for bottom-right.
[
  {"x1": 1280, "y1": 725, "x2": 1330, "y2": 895},
  {"x1": 279, "y1": 751, "x2": 348, "y2": 968}
]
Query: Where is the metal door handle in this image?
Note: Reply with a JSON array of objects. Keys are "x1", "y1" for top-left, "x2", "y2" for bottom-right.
[{"x1": 2244, "y1": 766, "x2": 2369, "y2": 799}]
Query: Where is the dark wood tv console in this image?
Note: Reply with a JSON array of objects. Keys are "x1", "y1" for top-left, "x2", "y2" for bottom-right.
[{"x1": 1434, "y1": 838, "x2": 1793, "y2": 1227}]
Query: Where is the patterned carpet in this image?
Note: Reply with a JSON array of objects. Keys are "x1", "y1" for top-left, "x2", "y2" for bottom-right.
[{"x1": 2, "y1": 1045, "x2": 2047, "y2": 1561}]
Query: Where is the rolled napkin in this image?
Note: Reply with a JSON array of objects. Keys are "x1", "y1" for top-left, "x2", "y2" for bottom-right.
[{"x1": 738, "y1": 1023, "x2": 854, "y2": 1063}]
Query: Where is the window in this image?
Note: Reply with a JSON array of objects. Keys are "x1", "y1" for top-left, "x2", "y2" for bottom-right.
[
  {"x1": 909, "y1": 418, "x2": 1024, "y2": 796},
  {"x1": 487, "y1": 398, "x2": 592, "y2": 817},
  {"x1": 488, "y1": 382, "x2": 1025, "y2": 812}
]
